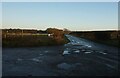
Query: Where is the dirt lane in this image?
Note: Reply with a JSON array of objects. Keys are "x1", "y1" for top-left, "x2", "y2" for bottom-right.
[{"x1": 2, "y1": 35, "x2": 119, "y2": 76}]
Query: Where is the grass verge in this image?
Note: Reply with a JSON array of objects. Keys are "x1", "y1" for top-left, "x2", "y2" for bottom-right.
[
  {"x1": 71, "y1": 34, "x2": 120, "y2": 48},
  {"x1": 2, "y1": 34, "x2": 70, "y2": 48}
]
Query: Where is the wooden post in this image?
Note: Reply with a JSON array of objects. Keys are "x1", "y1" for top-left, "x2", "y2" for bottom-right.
[{"x1": 21, "y1": 29, "x2": 23, "y2": 37}]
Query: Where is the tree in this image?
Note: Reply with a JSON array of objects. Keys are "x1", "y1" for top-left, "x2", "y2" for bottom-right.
[
  {"x1": 63, "y1": 28, "x2": 71, "y2": 34},
  {"x1": 46, "y1": 28, "x2": 65, "y2": 44}
]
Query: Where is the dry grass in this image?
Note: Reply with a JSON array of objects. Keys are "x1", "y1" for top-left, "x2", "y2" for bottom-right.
[{"x1": 2, "y1": 34, "x2": 69, "y2": 47}]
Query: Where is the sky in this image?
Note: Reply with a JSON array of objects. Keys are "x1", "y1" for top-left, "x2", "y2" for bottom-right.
[{"x1": 2, "y1": 2, "x2": 118, "y2": 31}]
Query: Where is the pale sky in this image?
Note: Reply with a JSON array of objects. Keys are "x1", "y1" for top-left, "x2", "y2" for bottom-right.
[{"x1": 2, "y1": 2, "x2": 118, "y2": 31}]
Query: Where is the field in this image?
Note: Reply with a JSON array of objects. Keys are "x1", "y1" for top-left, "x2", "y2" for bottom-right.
[
  {"x1": 78, "y1": 37, "x2": 120, "y2": 48},
  {"x1": 70, "y1": 31, "x2": 119, "y2": 47},
  {"x1": 2, "y1": 34, "x2": 69, "y2": 47}
]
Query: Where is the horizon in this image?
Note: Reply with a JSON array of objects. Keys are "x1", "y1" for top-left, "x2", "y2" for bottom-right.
[
  {"x1": 2, "y1": 2, "x2": 118, "y2": 31},
  {"x1": 1, "y1": 28, "x2": 118, "y2": 32}
]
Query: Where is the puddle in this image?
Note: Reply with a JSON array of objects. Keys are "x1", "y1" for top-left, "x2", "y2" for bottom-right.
[
  {"x1": 63, "y1": 50, "x2": 70, "y2": 55},
  {"x1": 84, "y1": 52, "x2": 92, "y2": 54},
  {"x1": 17, "y1": 58, "x2": 23, "y2": 61},
  {"x1": 86, "y1": 45, "x2": 92, "y2": 48},
  {"x1": 39, "y1": 54, "x2": 43, "y2": 56},
  {"x1": 72, "y1": 40, "x2": 74, "y2": 41},
  {"x1": 74, "y1": 50, "x2": 80, "y2": 53},
  {"x1": 81, "y1": 49, "x2": 86, "y2": 52},
  {"x1": 67, "y1": 43, "x2": 71, "y2": 44},
  {"x1": 102, "y1": 53, "x2": 107, "y2": 54},
  {"x1": 57, "y1": 62, "x2": 82, "y2": 70},
  {"x1": 57, "y1": 63, "x2": 72, "y2": 70},
  {"x1": 96, "y1": 51, "x2": 107, "y2": 55},
  {"x1": 99, "y1": 52, "x2": 107, "y2": 55},
  {"x1": 66, "y1": 48, "x2": 69, "y2": 50},
  {"x1": 45, "y1": 51, "x2": 49, "y2": 53},
  {"x1": 30, "y1": 58, "x2": 42, "y2": 62}
]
